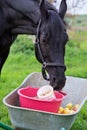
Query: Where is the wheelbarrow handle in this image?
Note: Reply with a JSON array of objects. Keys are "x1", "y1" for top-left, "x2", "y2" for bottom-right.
[{"x1": 0, "y1": 122, "x2": 14, "y2": 130}]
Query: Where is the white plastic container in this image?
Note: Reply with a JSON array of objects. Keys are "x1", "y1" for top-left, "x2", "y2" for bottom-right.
[{"x1": 37, "y1": 85, "x2": 55, "y2": 100}]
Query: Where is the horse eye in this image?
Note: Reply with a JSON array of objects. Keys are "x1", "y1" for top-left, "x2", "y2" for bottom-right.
[
  {"x1": 42, "y1": 38, "x2": 47, "y2": 43},
  {"x1": 40, "y1": 34, "x2": 48, "y2": 43}
]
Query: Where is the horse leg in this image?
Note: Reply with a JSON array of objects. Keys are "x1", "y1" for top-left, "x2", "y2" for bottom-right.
[{"x1": 0, "y1": 32, "x2": 17, "y2": 73}]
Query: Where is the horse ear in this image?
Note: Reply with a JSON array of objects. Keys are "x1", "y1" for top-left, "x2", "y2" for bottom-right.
[
  {"x1": 59, "y1": 0, "x2": 67, "y2": 19},
  {"x1": 40, "y1": 0, "x2": 49, "y2": 21}
]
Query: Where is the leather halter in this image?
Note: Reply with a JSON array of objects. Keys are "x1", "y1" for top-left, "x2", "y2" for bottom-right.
[{"x1": 35, "y1": 20, "x2": 66, "y2": 80}]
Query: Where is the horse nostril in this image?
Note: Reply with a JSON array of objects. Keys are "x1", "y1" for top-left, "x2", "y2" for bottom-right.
[{"x1": 50, "y1": 77, "x2": 66, "y2": 90}]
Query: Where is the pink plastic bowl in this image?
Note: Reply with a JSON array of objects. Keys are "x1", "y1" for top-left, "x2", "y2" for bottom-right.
[{"x1": 17, "y1": 86, "x2": 66, "y2": 113}]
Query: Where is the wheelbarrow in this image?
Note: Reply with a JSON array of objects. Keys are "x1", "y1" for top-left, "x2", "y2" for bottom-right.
[{"x1": 3, "y1": 72, "x2": 87, "y2": 130}]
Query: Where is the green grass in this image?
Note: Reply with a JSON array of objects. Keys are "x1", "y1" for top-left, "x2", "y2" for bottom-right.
[
  {"x1": 73, "y1": 15, "x2": 87, "y2": 28},
  {"x1": 0, "y1": 30, "x2": 87, "y2": 130},
  {"x1": 65, "y1": 30, "x2": 87, "y2": 78}
]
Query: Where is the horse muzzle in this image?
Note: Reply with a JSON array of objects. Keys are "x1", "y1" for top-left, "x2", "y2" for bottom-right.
[{"x1": 50, "y1": 76, "x2": 66, "y2": 91}]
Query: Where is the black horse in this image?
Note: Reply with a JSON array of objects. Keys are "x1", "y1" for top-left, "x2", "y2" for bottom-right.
[{"x1": 0, "y1": 0, "x2": 68, "y2": 90}]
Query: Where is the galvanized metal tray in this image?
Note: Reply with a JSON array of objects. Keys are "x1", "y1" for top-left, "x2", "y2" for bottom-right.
[{"x1": 3, "y1": 72, "x2": 87, "y2": 130}]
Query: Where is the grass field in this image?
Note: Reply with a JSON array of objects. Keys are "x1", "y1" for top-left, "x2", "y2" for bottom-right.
[{"x1": 0, "y1": 28, "x2": 87, "y2": 130}]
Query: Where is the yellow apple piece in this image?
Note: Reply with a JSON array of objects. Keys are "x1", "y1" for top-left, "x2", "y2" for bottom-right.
[
  {"x1": 63, "y1": 107, "x2": 71, "y2": 114},
  {"x1": 58, "y1": 107, "x2": 64, "y2": 114},
  {"x1": 66, "y1": 103, "x2": 73, "y2": 110},
  {"x1": 73, "y1": 104, "x2": 80, "y2": 111}
]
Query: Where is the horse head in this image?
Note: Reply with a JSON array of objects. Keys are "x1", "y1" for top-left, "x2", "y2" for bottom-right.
[{"x1": 35, "y1": 0, "x2": 68, "y2": 90}]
